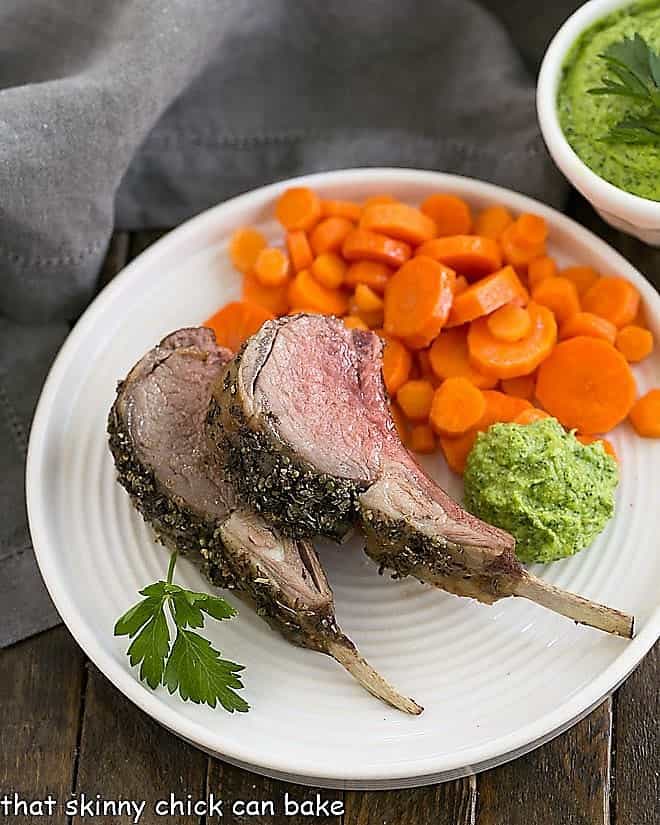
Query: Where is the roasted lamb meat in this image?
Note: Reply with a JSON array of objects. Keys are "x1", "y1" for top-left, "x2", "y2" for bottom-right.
[
  {"x1": 209, "y1": 314, "x2": 633, "y2": 639},
  {"x1": 108, "y1": 327, "x2": 421, "y2": 714}
]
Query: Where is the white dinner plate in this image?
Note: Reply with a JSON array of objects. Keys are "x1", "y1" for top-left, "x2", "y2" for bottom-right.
[{"x1": 27, "y1": 169, "x2": 660, "y2": 789}]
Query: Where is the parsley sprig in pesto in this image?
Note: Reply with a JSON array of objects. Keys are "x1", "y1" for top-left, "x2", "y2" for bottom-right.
[
  {"x1": 588, "y1": 33, "x2": 660, "y2": 144},
  {"x1": 115, "y1": 551, "x2": 249, "y2": 712}
]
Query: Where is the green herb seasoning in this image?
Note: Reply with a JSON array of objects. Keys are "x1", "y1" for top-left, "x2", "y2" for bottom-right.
[
  {"x1": 558, "y1": 1, "x2": 660, "y2": 200},
  {"x1": 464, "y1": 418, "x2": 618, "y2": 564}
]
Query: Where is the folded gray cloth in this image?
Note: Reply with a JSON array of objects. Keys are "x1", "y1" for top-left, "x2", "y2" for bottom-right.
[{"x1": 0, "y1": 0, "x2": 576, "y2": 647}]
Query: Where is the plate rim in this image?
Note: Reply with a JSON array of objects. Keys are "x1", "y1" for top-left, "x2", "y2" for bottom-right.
[{"x1": 26, "y1": 167, "x2": 660, "y2": 786}]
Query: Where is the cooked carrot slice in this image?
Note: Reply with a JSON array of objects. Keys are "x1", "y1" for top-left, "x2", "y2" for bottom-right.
[
  {"x1": 344, "y1": 260, "x2": 392, "y2": 294},
  {"x1": 487, "y1": 304, "x2": 532, "y2": 343},
  {"x1": 501, "y1": 373, "x2": 536, "y2": 400},
  {"x1": 480, "y1": 389, "x2": 533, "y2": 424},
  {"x1": 430, "y1": 377, "x2": 486, "y2": 436},
  {"x1": 439, "y1": 430, "x2": 478, "y2": 474},
  {"x1": 343, "y1": 228, "x2": 411, "y2": 267},
  {"x1": 629, "y1": 389, "x2": 660, "y2": 437},
  {"x1": 352, "y1": 283, "x2": 385, "y2": 329},
  {"x1": 514, "y1": 407, "x2": 551, "y2": 425},
  {"x1": 415, "y1": 348, "x2": 440, "y2": 386},
  {"x1": 416, "y1": 235, "x2": 502, "y2": 279},
  {"x1": 309, "y1": 216, "x2": 354, "y2": 255},
  {"x1": 536, "y1": 336, "x2": 636, "y2": 433},
  {"x1": 561, "y1": 265, "x2": 599, "y2": 296},
  {"x1": 229, "y1": 227, "x2": 267, "y2": 273},
  {"x1": 474, "y1": 205, "x2": 513, "y2": 239},
  {"x1": 275, "y1": 187, "x2": 322, "y2": 231},
  {"x1": 446, "y1": 266, "x2": 527, "y2": 328},
  {"x1": 528, "y1": 256, "x2": 558, "y2": 290},
  {"x1": 453, "y1": 275, "x2": 469, "y2": 296},
  {"x1": 582, "y1": 276, "x2": 640, "y2": 328},
  {"x1": 576, "y1": 434, "x2": 618, "y2": 460},
  {"x1": 512, "y1": 213, "x2": 549, "y2": 249},
  {"x1": 428, "y1": 326, "x2": 498, "y2": 389},
  {"x1": 615, "y1": 325, "x2": 654, "y2": 363},
  {"x1": 468, "y1": 302, "x2": 557, "y2": 379},
  {"x1": 343, "y1": 315, "x2": 369, "y2": 331},
  {"x1": 397, "y1": 379, "x2": 435, "y2": 421},
  {"x1": 311, "y1": 253, "x2": 346, "y2": 289},
  {"x1": 360, "y1": 203, "x2": 436, "y2": 245},
  {"x1": 253, "y1": 247, "x2": 290, "y2": 287},
  {"x1": 383, "y1": 256, "x2": 454, "y2": 349},
  {"x1": 287, "y1": 268, "x2": 348, "y2": 316},
  {"x1": 390, "y1": 401, "x2": 412, "y2": 447},
  {"x1": 382, "y1": 337, "x2": 413, "y2": 395},
  {"x1": 286, "y1": 230, "x2": 314, "y2": 273},
  {"x1": 500, "y1": 214, "x2": 548, "y2": 271},
  {"x1": 242, "y1": 272, "x2": 290, "y2": 316},
  {"x1": 205, "y1": 301, "x2": 273, "y2": 352},
  {"x1": 321, "y1": 199, "x2": 362, "y2": 221},
  {"x1": 531, "y1": 276, "x2": 580, "y2": 324},
  {"x1": 363, "y1": 194, "x2": 397, "y2": 207},
  {"x1": 559, "y1": 312, "x2": 617, "y2": 344},
  {"x1": 410, "y1": 423, "x2": 436, "y2": 454},
  {"x1": 421, "y1": 194, "x2": 472, "y2": 236}
]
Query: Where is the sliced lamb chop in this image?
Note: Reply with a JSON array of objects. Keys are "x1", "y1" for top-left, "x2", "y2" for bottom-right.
[
  {"x1": 108, "y1": 327, "x2": 421, "y2": 714},
  {"x1": 209, "y1": 314, "x2": 634, "y2": 639}
]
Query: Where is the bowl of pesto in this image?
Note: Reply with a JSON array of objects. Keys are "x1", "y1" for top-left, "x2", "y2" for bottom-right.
[{"x1": 538, "y1": 0, "x2": 660, "y2": 245}]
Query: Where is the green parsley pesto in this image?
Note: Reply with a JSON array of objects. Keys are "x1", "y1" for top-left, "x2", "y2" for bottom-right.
[
  {"x1": 464, "y1": 418, "x2": 618, "y2": 564},
  {"x1": 557, "y1": 1, "x2": 660, "y2": 200}
]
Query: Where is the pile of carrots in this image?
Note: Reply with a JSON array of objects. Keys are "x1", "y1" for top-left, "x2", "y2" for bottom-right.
[{"x1": 205, "y1": 187, "x2": 659, "y2": 475}]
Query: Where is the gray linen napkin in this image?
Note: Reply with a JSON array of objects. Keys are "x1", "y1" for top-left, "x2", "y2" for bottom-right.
[{"x1": 0, "y1": 0, "x2": 576, "y2": 647}]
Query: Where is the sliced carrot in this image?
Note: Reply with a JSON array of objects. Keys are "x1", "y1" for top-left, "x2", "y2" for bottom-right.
[
  {"x1": 500, "y1": 214, "x2": 548, "y2": 271},
  {"x1": 415, "y1": 348, "x2": 440, "y2": 386},
  {"x1": 253, "y1": 247, "x2": 290, "y2": 287},
  {"x1": 360, "y1": 203, "x2": 435, "y2": 245},
  {"x1": 439, "y1": 430, "x2": 478, "y2": 474},
  {"x1": 343, "y1": 315, "x2": 369, "y2": 331},
  {"x1": 311, "y1": 253, "x2": 346, "y2": 289},
  {"x1": 430, "y1": 377, "x2": 486, "y2": 436},
  {"x1": 344, "y1": 260, "x2": 392, "y2": 294},
  {"x1": 205, "y1": 301, "x2": 273, "y2": 352},
  {"x1": 363, "y1": 194, "x2": 397, "y2": 207},
  {"x1": 487, "y1": 304, "x2": 532, "y2": 343},
  {"x1": 468, "y1": 302, "x2": 557, "y2": 379},
  {"x1": 410, "y1": 423, "x2": 436, "y2": 454},
  {"x1": 453, "y1": 275, "x2": 469, "y2": 296},
  {"x1": 446, "y1": 266, "x2": 527, "y2": 328},
  {"x1": 582, "y1": 276, "x2": 640, "y2": 328},
  {"x1": 576, "y1": 434, "x2": 618, "y2": 460},
  {"x1": 352, "y1": 283, "x2": 385, "y2": 328},
  {"x1": 531, "y1": 276, "x2": 580, "y2": 324},
  {"x1": 242, "y1": 271, "x2": 290, "y2": 316},
  {"x1": 528, "y1": 256, "x2": 558, "y2": 290},
  {"x1": 615, "y1": 325, "x2": 654, "y2": 363},
  {"x1": 309, "y1": 216, "x2": 354, "y2": 255},
  {"x1": 511, "y1": 213, "x2": 548, "y2": 249},
  {"x1": 428, "y1": 326, "x2": 498, "y2": 389},
  {"x1": 416, "y1": 235, "x2": 502, "y2": 279},
  {"x1": 275, "y1": 187, "x2": 322, "y2": 231},
  {"x1": 382, "y1": 337, "x2": 413, "y2": 395},
  {"x1": 383, "y1": 256, "x2": 454, "y2": 349},
  {"x1": 559, "y1": 312, "x2": 617, "y2": 345},
  {"x1": 536, "y1": 336, "x2": 636, "y2": 433},
  {"x1": 421, "y1": 194, "x2": 472, "y2": 236},
  {"x1": 629, "y1": 389, "x2": 660, "y2": 438},
  {"x1": 514, "y1": 407, "x2": 551, "y2": 425},
  {"x1": 501, "y1": 373, "x2": 535, "y2": 400},
  {"x1": 397, "y1": 379, "x2": 435, "y2": 421},
  {"x1": 390, "y1": 401, "x2": 412, "y2": 447},
  {"x1": 342, "y1": 228, "x2": 411, "y2": 268},
  {"x1": 287, "y1": 269, "x2": 348, "y2": 316},
  {"x1": 229, "y1": 227, "x2": 267, "y2": 273},
  {"x1": 479, "y1": 389, "x2": 533, "y2": 424},
  {"x1": 321, "y1": 199, "x2": 362, "y2": 222},
  {"x1": 561, "y1": 265, "x2": 599, "y2": 296},
  {"x1": 474, "y1": 205, "x2": 513, "y2": 239},
  {"x1": 286, "y1": 230, "x2": 314, "y2": 273}
]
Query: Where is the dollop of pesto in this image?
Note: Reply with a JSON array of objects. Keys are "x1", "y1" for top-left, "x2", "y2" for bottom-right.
[
  {"x1": 464, "y1": 418, "x2": 618, "y2": 564},
  {"x1": 557, "y1": 1, "x2": 660, "y2": 201}
]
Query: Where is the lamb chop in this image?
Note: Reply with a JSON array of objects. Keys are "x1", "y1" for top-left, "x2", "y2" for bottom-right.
[
  {"x1": 208, "y1": 314, "x2": 634, "y2": 639},
  {"x1": 107, "y1": 327, "x2": 421, "y2": 714}
]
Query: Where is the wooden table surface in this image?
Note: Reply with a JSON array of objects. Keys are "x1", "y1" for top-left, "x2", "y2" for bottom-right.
[{"x1": 1, "y1": 196, "x2": 658, "y2": 825}]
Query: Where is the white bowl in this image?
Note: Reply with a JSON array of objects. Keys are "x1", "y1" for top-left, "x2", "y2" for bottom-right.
[
  {"x1": 26, "y1": 169, "x2": 660, "y2": 788},
  {"x1": 537, "y1": 0, "x2": 660, "y2": 246}
]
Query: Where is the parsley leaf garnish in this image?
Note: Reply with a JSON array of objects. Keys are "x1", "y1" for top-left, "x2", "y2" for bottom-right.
[
  {"x1": 114, "y1": 551, "x2": 249, "y2": 712},
  {"x1": 588, "y1": 34, "x2": 660, "y2": 145}
]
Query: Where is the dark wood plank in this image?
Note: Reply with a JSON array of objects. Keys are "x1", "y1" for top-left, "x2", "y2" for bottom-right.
[
  {"x1": 207, "y1": 759, "x2": 343, "y2": 824},
  {"x1": 476, "y1": 699, "x2": 612, "y2": 825},
  {"x1": 612, "y1": 641, "x2": 659, "y2": 825},
  {"x1": 97, "y1": 232, "x2": 130, "y2": 290},
  {"x1": 344, "y1": 777, "x2": 476, "y2": 825},
  {"x1": 0, "y1": 627, "x2": 85, "y2": 824},
  {"x1": 71, "y1": 665, "x2": 207, "y2": 825}
]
